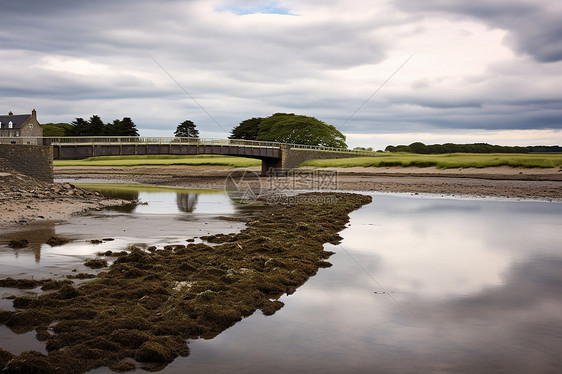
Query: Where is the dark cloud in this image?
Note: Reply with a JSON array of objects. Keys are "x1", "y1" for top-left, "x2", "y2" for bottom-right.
[{"x1": 0, "y1": 0, "x2": 560, "y2": 138}]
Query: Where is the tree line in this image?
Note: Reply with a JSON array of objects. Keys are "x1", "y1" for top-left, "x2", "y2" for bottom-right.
[
  {"x1": 42, "y1": 115, "x2": 139, "y2": 137},
  {"x1": 385, "y1": 142, "x2": 531, "y2": 154},
  {"x1": 43, "y1": 114, "x2": 558, "y2": 153},
  {"x1": 41, "y1": 113, "x2": 348, "y2": 148}
]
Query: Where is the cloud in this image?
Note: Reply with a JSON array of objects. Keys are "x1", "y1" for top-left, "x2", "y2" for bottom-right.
[
  {"x1": 394, "y1": 0, "x2": 562, "y2": 62},
  {"x1": 218, "y1": 0, "x2": 294, "y2": 15},
  {"x1": 0, "y1": 0, "x2": 561, "y2": 144}
]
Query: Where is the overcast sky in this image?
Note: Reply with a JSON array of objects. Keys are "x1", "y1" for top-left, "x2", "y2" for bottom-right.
[{"x1": 2, "y1": 0, "x2": 561, "y2": 149}]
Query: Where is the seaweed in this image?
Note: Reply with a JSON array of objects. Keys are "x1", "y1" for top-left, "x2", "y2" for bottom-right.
[
  {"x1": 7, "y1": 239, "x2": 28, "y2": 249},
  {"x1": 0, "y1": 192, "x2": 371, "y2": 374},
  {"x1": 45, "y1": 236, "x2": 71, "y2": 247}
]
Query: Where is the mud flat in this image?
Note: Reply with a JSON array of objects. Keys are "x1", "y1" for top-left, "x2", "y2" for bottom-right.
[
  {"x1": 0, "y1": 192, "x2": 371, "y2": 373},
  {"x1": 55, "y1": 165, "x2": 562, "y2": 200},
  {"x1": 0, "y1": 169, "x2": 128, "y2": 225}
]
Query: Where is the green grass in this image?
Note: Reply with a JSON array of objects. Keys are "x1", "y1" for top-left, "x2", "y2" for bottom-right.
[
  {"x1": 54, "y1": 154, "x2": 261, "y2": 167},
  {"x1": 73, "y1": 183, "x2": 220, "y2": 194},
  {"x1": 301, "y1": 153, "x2": 562, "y2": 169}
]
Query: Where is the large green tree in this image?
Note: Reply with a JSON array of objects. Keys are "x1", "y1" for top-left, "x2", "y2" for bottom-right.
[
  {"x1": 229, "y1": 117, "x2": 264, "y2": 140},
  {"x1": 174, "y1": 120, "x2": 199, "y2": 138},
  {"x1": 256, "y1": 113, "x2": 347, "y2": 148}
]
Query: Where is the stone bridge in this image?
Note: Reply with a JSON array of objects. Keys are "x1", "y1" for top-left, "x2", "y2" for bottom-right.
[{"x1": 0, "y1": 137, "x2": 373, "y2": 181}]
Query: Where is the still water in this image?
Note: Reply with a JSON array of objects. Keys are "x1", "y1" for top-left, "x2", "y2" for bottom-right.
[{"x1": 1, "y1": 186, "x2": 562, "y2": 373}]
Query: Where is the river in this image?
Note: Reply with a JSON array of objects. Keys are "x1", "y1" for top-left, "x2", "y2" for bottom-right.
[{"x1": 1, "y1": 185, "x2": 561, "y2": 373}]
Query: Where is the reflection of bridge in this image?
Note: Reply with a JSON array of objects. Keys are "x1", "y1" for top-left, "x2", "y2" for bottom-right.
[{"x1": 43, "y1": 137, "x2": 372, "y2": 174}]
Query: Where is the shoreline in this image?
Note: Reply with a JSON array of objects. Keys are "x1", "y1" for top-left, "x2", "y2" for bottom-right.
[
  {"x1": 55, "y1": 164, "x2": 562, "y2": 201},
  {"x1": 3, "y1": 164, "x2": 561, "y2": 226},
  {"x1": 0, "y1": 169, "x2": 128, "y2": 226}
]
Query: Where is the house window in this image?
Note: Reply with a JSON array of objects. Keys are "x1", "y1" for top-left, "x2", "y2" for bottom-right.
[
  {"x1": 8, "y1": 121, "x2": 13, "y2": 129},
  {"x1": 16, "y1": 131, "x2": 20, "y2": 136}
]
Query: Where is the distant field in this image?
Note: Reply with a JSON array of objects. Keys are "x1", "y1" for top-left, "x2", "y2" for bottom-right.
[
  {"x1": 54, "y1": 155, "x2": 262, "y2": 167},
  {"x1": 301, "y1": 153, "x2": 562, "y2": 169},
  {"x1": 53, "y1": 153, "x2": 562, "y2": 169}
]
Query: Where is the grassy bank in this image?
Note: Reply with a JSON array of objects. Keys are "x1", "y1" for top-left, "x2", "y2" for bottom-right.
[
  {"x1": 54, "y1": 155, "x2": 261, "y2": 167},
  {"x1": 301, "y1": 153, "x2": 562, "y2": 169}
]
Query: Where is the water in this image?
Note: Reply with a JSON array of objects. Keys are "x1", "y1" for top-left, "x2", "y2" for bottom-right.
[
  {"x1": 166, "y1": 195, "x2": 562, "y2": 374},
  {"x1": 2, "y1": 187, "x2": 562, "y2": 373}
]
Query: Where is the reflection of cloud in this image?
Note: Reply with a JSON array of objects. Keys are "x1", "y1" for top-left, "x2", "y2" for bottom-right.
[
  {"x1": 417, "y1": 256, "x2": 562, "y2": 320},
  {"x1": 407, "y1": 256, "x2": 562, "y2": 374}
]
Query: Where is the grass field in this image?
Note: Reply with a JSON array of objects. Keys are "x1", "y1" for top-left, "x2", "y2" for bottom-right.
[
  {"x1": 73, "y1": 183, "x2": 219, "y2": 194},
  {"x1": 53, "y1": 153, "x2": 562, "y2": 169},
  {"x1": 54, "y1": 155, "x2": 262, "y2": 167},
  {"x1": 301, "y1": 153, "x2": 562, "y2": 169}
]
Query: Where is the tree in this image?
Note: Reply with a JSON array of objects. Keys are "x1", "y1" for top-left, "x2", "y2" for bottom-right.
[
  {"x1": 174, "y1": 120, "x2": 199, "y2": 138},
  {"x1": 41, "y1": 123, "x2": 72, "y2": 136},
  {"x1": 88, "y1": 115, "x2": 104, "y2": 135},
  {"x1": 68, "y1": 118, "x2": 90, "y2": 136},
  {"x1": 112, "y1": 117, "x2": 139, "y2": 136},
  {"x1": 229, "y1": 117, "x2": 263, "y2": 140},
  {"x1": 409, "y1": 142, "x2": 429, "y2": 154},
  {"x1": 67, "y1": 115, "x2": 139, "y2": 136},
  {"x1": 256, "y1": 113, "x2": 347, "y2": 148}
]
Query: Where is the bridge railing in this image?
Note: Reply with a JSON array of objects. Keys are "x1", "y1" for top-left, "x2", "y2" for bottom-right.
[
  {"x1": 287, "y1": 143, "x2": 376, "y2": 155},
  {"x1": 41, "y1": 137, "x2": 286, "y2": 149},
  {"x1": 1, "y1": 136, "x2": 378, "y2": 155}
]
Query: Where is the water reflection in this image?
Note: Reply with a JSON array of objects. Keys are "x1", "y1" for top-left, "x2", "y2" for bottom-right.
[
  {"x1": 0, "y1": 222, "x2": 56, "y2": 263},
  {"x1": 176, "y1": 193, "x2": 198, "y2": 213},
  {"x1": 164, "y1": 194, "x2": 562, "y2": 374},
  {"x1": 3, "y1": 191, "x2": 562, "y2": 374}
]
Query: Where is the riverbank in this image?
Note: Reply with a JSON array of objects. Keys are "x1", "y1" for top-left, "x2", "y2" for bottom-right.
[
  {"x1": 0, "y1": 169, "x2": 128, "y2": 225},
  {"x1": 0, "y1": 192, "x2": 371, "y2": 373},
  {"x1": 55, "y1": 165, "x2": 562, "y2": 200}
]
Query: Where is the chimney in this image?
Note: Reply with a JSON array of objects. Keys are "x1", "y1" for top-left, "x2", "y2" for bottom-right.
[
  {"x1": 32, "y1": 109, "x2": 37, "y2": 119},
  {"x1": 8, "y1": 111, "x2": 13, "y2": 115}
]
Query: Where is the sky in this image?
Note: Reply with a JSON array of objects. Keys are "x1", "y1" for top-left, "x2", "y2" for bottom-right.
[{"x1": 2, "y1": 0, "x2": 562, "y2": 150}]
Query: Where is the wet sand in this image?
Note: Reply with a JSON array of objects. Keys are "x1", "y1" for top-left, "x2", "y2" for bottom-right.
[
  {"x1": 55, "y1": 165, "x2": 562, "y2": 200},
  {"x1": 0, "y1": 170, "x2": 128, "y2": 225}
]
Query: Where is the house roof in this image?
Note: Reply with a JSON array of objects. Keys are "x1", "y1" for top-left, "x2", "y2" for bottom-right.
[{"x1": 0, "y1": 114, "x2": 31, "y2": 129}]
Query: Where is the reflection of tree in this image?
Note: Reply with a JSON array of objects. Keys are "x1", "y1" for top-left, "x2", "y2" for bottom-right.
[
  {"x1": 96, "y1": 188, "x2": 139, "y2": 201},
  {"x1": 95, "y1": 188, "x2": 139, "y2": 213},
  {"x1": 0, "y1": 222, "x2": 56, "y2": 263},
  {"x1": 176, "y1": 193, "x2": 198, "y2": 213}
]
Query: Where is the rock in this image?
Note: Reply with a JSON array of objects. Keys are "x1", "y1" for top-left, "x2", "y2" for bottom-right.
[{"x1": 8, "y1": 239, "x2": 29, "y2": 249}]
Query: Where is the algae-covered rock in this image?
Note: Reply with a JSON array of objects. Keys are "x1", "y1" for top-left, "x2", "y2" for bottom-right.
[
  {"x1": 2, "y1": 351, "x2": 55, "y2": 374},
  {"x1": 84, "y1": 258, "x2": 108, "y2": 269},
  {"x1": 45, "y1": 236, "x2": 70, "y2": 246},
  {"x1": 8, "y1": 239, "x2": 28, "y2": 249}
]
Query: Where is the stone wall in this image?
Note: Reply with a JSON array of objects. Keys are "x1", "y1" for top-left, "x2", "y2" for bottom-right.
[{"x1": 0, "y1": 144, "x2": 53, "y2": 182}]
